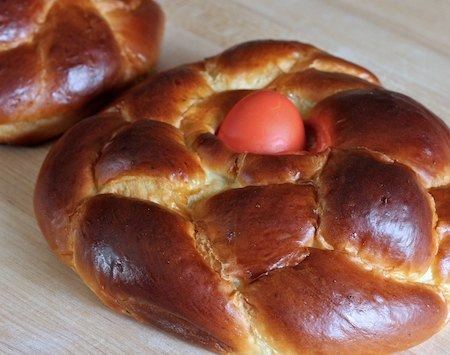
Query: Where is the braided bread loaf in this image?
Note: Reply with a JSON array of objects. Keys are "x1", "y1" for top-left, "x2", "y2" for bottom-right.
[
  {"x1": 0, "y1": 0, "x2": 164, "y2": 144},
  {"x1": 34, "y1": 40, "x2": 450, "y2": 353}
]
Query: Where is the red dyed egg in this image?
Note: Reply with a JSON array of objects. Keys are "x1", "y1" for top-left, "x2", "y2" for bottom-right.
[{"x1": 218, "y1": 90, "x2": 305, "y2": 154}]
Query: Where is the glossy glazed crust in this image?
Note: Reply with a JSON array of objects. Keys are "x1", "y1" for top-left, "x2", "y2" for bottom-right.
[
  {"x1": 95, "y1": 120, "x2": 205, "y2": 186},
  {"x1": 34, "y1": 113, "x2": 127, "y2": 262},
  {"x1": 243, "y1": 249, "x2": 447, "y2": 354},
  {"x1": 73, "y1": 194, "x2": 253, "y2": 352},
  {"x1": 34, "y1": 40, "x2": 450, "y2": 353},
  {"x1": 0, "y1": 0, "x2": 164, "y2": 144},
  {"x1": 193, "y1": 184, "x2": 316, "y2": 282},
  {"x1": 307, "y1": 89, "x2": 450, "y2": 187},
  {"x1": 319, "y1": 149, "x2": 437, "y2": 274}
]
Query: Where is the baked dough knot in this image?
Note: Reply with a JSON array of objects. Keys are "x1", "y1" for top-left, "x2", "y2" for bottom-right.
[
  {"x1": 0, "y1": 0, "x2": 164, "y2": 144},
  {"x1": 35, "y1": 40, "x2": 450, "y2": 353}
]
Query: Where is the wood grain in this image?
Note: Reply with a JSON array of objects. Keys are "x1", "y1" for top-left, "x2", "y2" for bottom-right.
[{"x1": 0, "y1": 0, "x2": 449, "y2": 353}]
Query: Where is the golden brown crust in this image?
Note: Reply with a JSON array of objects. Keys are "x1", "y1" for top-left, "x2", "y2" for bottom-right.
[
  {"x1": 237, "y1": 150, "x2": 329, "y2": 186},
  {"x1": 34, "y1": 113, "x2": 127, "y2": 262},
  {"x1": 0, "y1": 0, "x2": 164, "y2": 145},
  {"x1": 95, "y1": 120, "x2": 205, "y2": 186},
  {"x1": 190, "y1": 132, "x2": 239, "y2": 178},
  {"x1": 34, "y1": 40, "x2": 450, "y2": 352},
  {"x1": 73, "y1": 194, "x2": 253, "y2": 352},
  {"x1": 431, "y1": 186, "x2": 450, "y2": 240},
  {"x1": 40, "y1": 1, "x2": 122, "y2": 114},
  {"x1": 204, "y1": 40, "x2": 379, "y2": 91},
  {"x1": 181, "y1": 90, "x2": 250, "y2": 178},
  {"x1": 0, "y1": 0, "x2": 44, "y2": 46},
  {"x1": 307, "y1": 89, "x2": 450, "y2": 187},
  {"x1": 193, "y1": 184, "x2": 316, "y2": 283},
  {"x1": 305, "y1": 52, "x2": 379, "y2": 83},
  {"x1": 204, "y1": 40, "x2": 315, "y2": 90},
  {"x1": 95, "y1": 119, "x2": 206, "y2": 211},
  {"x1": 206, "y1": 40, "x2": 312, "y2": 77},
  {"x1": 435, "y1": 238, "x2": 450, "y2": 285},
  {"x1": 96, "y1": 0, "x2": 164, "y2": 75},
  {"x1": 318, "y1": 149, "x2": 437, "y2": 275},
  {"x1": 113, "y1": 65, "x2": 213, "y2": 125},
  {"x1": 430, "y1": 187, "x2": 450, "y2": 285},
  {"x1": 0, "y1": 45, "x2": 41, "y2": 123},
  {"x1": 242, "y1": 249, "x2": 447, "y2": 354},
  {"x1": 268, "y1": 68, "x2": 377, "y2": 114}
]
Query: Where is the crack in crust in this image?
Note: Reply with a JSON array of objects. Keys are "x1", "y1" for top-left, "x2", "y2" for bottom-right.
[{"x1": 34, "y1": 40, "x2": 450, "y2": 353}]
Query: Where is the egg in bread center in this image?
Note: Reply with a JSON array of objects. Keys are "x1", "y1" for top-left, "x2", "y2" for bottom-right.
[{"x1": 217, "y1": 90, "x2": 305, "y2": 154}]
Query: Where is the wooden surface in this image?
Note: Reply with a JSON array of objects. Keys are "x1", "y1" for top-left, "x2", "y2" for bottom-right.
[{"x1": 1, "y1": 0, "x2": 449, "y2": 353}]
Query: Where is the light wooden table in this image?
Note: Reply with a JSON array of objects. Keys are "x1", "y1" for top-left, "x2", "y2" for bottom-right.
[{"x1": 1, "y1": 0, "x2": 449, "y2": 353}]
